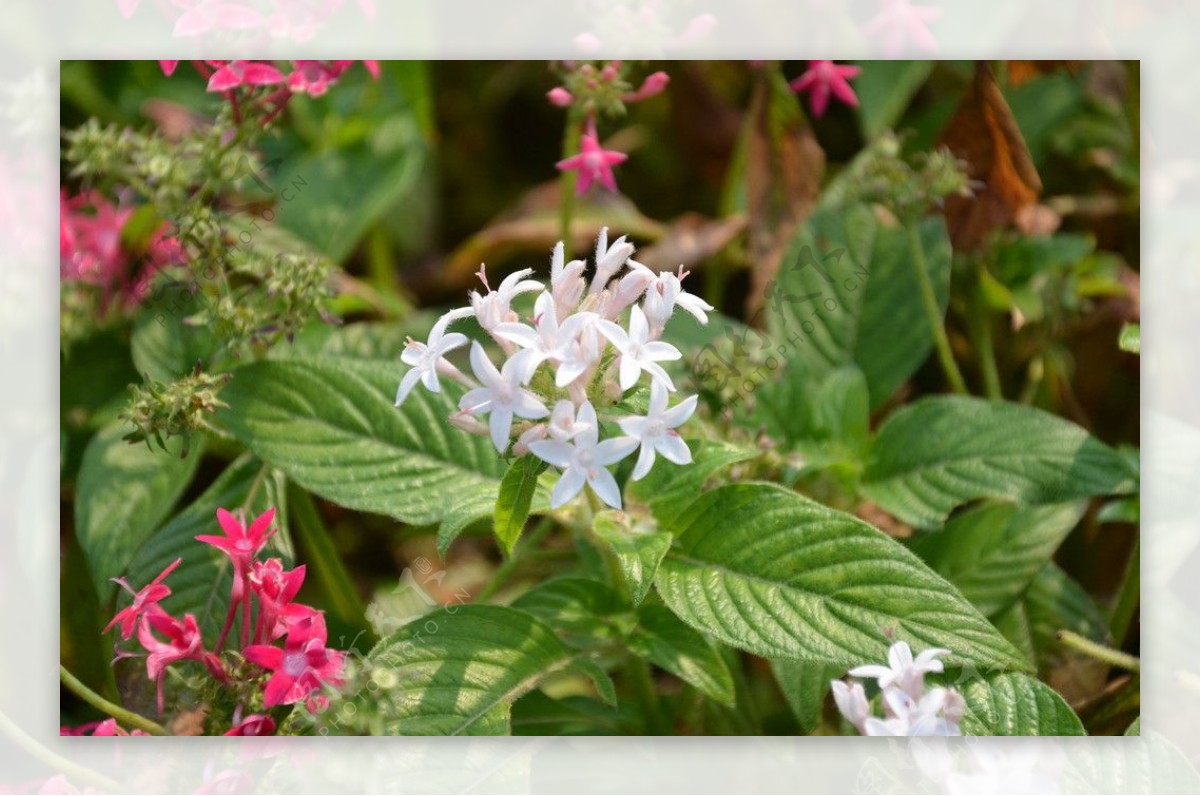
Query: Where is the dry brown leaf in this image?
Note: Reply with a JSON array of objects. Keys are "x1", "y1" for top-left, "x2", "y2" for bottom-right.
[
  {"x1": 1006, "y1": 60, "x2": 1083, "y2": 88},
  {"x1": 938, "y1": 62, "x2": 1043, "y2": 251},
  {"x1": 743, "y1": 73, "x2": 825, "y2": 320},
  {"x1": 637, "y1": 212, "x2": 746, "y2": 272}
]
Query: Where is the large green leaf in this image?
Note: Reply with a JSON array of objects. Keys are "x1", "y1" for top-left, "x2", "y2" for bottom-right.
[
  {"x1": 122, "y1": 454, "x2": 284, "y2": 638},
  {"x1": 218, "y1": 358, "x2": 507, "y2": 536},
  {"x1": 75, "y1": 422, "x2": 203, "y2": 601},
  {"x1": 910, "y1": 501, "x2": 1084, "y2": 616},
  {"x1": 958, "y1": 671, "x2": 1085, "y2": 736},
  {"x1": 862, "y1": 396, "x2": 1137, "y2": 529},
  {"x1": 628, "y1": 604, "x2": 735, "y2": 708},
  {"x1": 626, "y1": 439, "x2": 757, "y2": 525},
  {"x1": 765, "y1": 203, "x2": 951, "y2": 409},
  {"x1": 593, "y1": 510, "x2": 672, "y2": 606},
  {"x1": 510, "y1": 578, "x2": 628, "y2": 650},
  {"x1": 130, "y1": 291, "x2": 219, "y2": 380},
  {"x1": 359, "y1": 605, "x2": 605, "y2": 735},
  {"x1": 654, "y1": 483, "x2": 1028, "y2": 670}
]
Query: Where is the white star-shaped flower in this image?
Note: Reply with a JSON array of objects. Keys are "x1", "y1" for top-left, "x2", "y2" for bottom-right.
[
  {"x1": 468, "y1": 265, "x2": 543, "y2": 332},
  {"x1": 863, "y1": 687, "x2": 962, "y2": 737},
  {"x1": 848, "y1": 641, "x2": 950, "y2": 700},
  {"x1": 634, "y1": 263, "x2": 714, "y2": 333},
  {"x1": 618, "y1": 379, "x2": 696, "y2": 480},
  {"x1": 553, "y1": 314, "x2": 603, "y2": 388},
  {"x1": 492, "y1": 291, "x2": 595, "y2": 385},
  {"x1": 549, "y1": 240, "x2": 587, "y2": 316},
  {"x1": 394, "y1": 307, "x2": 473, "y2": 407},
  {"x1": 458, "y1": 342, "x2": 549, "y2": 452},
  {"x1": 596, "y1": 304, "x2": 682, "y2": 391},
  {"x1": 528, "y1": 401, "x2": 638, "y2": 509},
  {"x1": 589, "y1": 226, "x2": 635, "y2": 294}
]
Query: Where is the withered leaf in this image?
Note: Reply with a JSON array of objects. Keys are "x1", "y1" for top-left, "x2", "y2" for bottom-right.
[{"x1": 938, "y1": 62, "x2": 1043, "y2": 251}]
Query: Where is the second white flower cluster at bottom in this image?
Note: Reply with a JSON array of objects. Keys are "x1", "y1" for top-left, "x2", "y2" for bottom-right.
[{"x1": 395, "y1": 228, "x2": 712, "y2": 511}]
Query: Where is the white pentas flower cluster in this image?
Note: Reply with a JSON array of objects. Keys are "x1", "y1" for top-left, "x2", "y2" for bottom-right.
[
  {"x1": 831, "y1": 642, "x2": 967, "y2": 736},
  {"x1": 395, "y1": 229, "x2": 712, "y2": 511}
]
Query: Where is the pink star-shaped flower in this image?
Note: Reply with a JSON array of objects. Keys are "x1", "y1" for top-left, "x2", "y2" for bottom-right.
[
  {"x1": 104, "y1": 557, "x2": 181, "y2": 640},
  {"x1": 196, "y1": 507, "x2": 277, "y2": 573},
  {"x1": 862, "y1": 0, "x2": 940, "y2": 56},
  {"x1": 206, "y1": 60, "x2": 285, "y2": 93},
  {"x1": 137, "y1": 608, "x2": 221, "y2": 712},
  {"x1": 556, "y1": 126, "x2": 628, "y2": 195},
  {"x1": 789, "y1": 60, "x2": 862, "y2": 118},
  {"x1": 223, "y1": 713, "x2": 276, "y2": 736},
  {"x1": 244, "y1": 615, "x2": 345, "y2": 712},
  {"x1": 248, "y1": 558, "x2": 313, "y2": 640}
]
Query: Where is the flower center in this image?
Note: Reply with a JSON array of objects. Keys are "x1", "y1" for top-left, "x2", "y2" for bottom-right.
[
  {"x1": 646, "y1": 419, "x2": 666, "y2": 438},
  {"x1": 235, "y1": 538, "x2": 256, "y2": 552},
  {"x1": 283, "y1": 652, "x2": 309, "y2": 677}
]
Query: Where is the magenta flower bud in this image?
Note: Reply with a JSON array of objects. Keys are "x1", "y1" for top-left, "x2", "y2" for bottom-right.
[
  {"x1": 625, "y1": 71, "x2": 670, "y2": 103},
  {"x1": 547, "y1": 87, "x2": 574, "y2": 107},
  {"x1": 600, "y1": 62, "x2": 619, "y2": 81}
]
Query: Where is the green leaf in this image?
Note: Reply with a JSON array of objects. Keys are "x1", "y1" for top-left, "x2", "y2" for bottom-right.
[
  {"x1": 1124, "y1": 716, "x2": 1140, "y2": 736},
  {"x1": 626, "y1": 439, "x2": 757, "y2": 525},
  {"x1": 910, "y1": 501, "x2": 1084, "y2": 616},
  {"x1": 862, "y1": 396, "x2": 1137, "y2": 529},
  {"x1": 361, "y1": 605, "x2": 603, "y2": 735},
  {"x1": 654, "y1": 483, "x2": 1029, "y2": 670},
  {"x1": 494, "y1": 456, "x2": 547, "y2": 555},
  {"x1": 629, "y1": 604, "x2": 735, "y2": 707},
  {"x1": 854, "y1": 60, "x2": 934, "y2": 140},
  {"x1": 959, "y1": 671, "x2": 1085, "y2": 736},
  {"x1": 75, "y1": 421, "x2": 203, "y2": 601},
  {"x1": 592, "y1": 510, "x2": 672, "y2": 606},
  {"x1": 218, "y1": 358, "x2": 507, "y2": 536},
  {"x1": 771, "y1": 659, "x2": 843, "y2": 734},
  {"x1": 123, "y1": 454, "x2": 282, "y2": 638},
  {"x1": 131, "y1": 291, "x2": 219, "y2": 380},
  {"x1": 511, "y1": 691, "x2": 635, "y2": 735},
  {"x1": 765, "y1": 203, "x2": 952, "y2": 409},
  {"x1": 1119, "y1": 322, "x2": 1140, "y2": 355},
  {"x1": 274, "y1": 134, "x2": 425, "y2": 263}
]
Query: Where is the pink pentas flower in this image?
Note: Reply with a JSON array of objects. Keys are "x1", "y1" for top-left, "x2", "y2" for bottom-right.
[
  {"x1": 789, "y1": 60, "x2": 862, "y2": 118},
  {"x1": 223, "y1": 713, "x2": 276, "y2": 736},
  {"x1": 248, "y1": 558, "x2": 311, "y2": 639},
  {"x1": 137, "y1": 608, "x2": 222, "y2": 713},
  {"x1": 104, "y1": 557, "x2": 182, "y2": 640},
  {"x1": 196, "y1": 507, "x2": 277, "y2": 572},
  {"x1": 90, "y1": 718, "x2": 149, "y2": 736},
  {"x1": 862, "y1": 0, "x2": 940, "y2": 55},
  {"x1": 556, "y1": 122, "x2": 628, "y2": 195},
  {"x1": 60, "y1": 190, "x2": 133, "y2": 286},
  {"x1": 243, "y1": 615, "x2": 344, "y2": 712},
  {"x1": 207, "y1": 60, "x2": 286, "y2": 92}
]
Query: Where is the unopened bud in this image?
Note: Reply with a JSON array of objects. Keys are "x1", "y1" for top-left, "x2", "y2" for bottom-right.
[
  {"x1": 547, "y1": 87, "x2": 573, "y2": 107},
  {"x1": 449, "y1": 410, "x2": 489, "y2": 436},
  {"x1": 624, "y1": 70, "x2": 670, "y2": 103}
]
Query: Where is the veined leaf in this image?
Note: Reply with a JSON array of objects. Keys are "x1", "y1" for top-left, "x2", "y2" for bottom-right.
[
  {"x1": 218, "y1": 358, "x2": 507, "y2": 535},
  {"x1": 910, "y1": 501, "x2": 1085, "y2": 616},
  {"x1": 654, "y1": 483, "x2": 1029, "y2": 670},
  {"x1": 959, "y1": 671, "x2": 1085, "y2": 736},
  {"x1": 131, "y1": 291, "x2": 219, "y2": 380},
  {"x1": 511, "y1": 578, "x2": 628, "y2": 649},
  {"x1": 75, "y1": 422, "x2": 203, "y2": 601},
  {"x1": 593, "y1": 510, "x2": 672, "y2": 606},
  {"x1": 360, "y1": 605, "x2": 606, "y2": 735},
  {"x1": 765, "y1": 203, "x2": 952, "y2": 409},
  {"x1": 862, "y1": 396, "x2": 1137, "y2": 529},
  {"x1": 853, "y1": 60, "x2": 933, "y2": 141}
]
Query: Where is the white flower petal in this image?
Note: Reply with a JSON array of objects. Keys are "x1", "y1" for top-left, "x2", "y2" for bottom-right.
[
  {"x1": 662, "y1": 394, "x2": 698, "y2": 427},
  {"x1": 630, "y1": 443, "x2": 657, "y2": 480},
  {"x1": 642, "y1": 340, "x2": 682, "y2": 362},
  {"x1": 654, "y1": 432, "x2": 692, "y2": 465},
  {"x1": 619, "y1": 356, "x2": 641, "y2": 391},
  {"x1": 394, "y1": 368, "x2": 423, "y2": 407},
  {"x1": 489, "y1": 408, "x2": 514, "y2": 452},
  {"x1": 492, "y1": 322, "x2": 539, "y2": 349},
  {"x1": 512, "y1": 388, "x2": 550, "y2": 420},
  {"x1": 588, "y1": 466, "x2": 623, "y2": 509},
  {"x1": 595, "y1": 436, "x2": 639, "y2": 466},
  {"x1": 469, "y1": 341, "x2": 502, "y2": 387},
  {"x1": 550, "y1": 466, "x2": 587, "y2": 508},
  {"x1": 435, "y1": 331, "x2": 469, "y2": 355},
  {"x1": 459, "y1": 388, "x2": 493, "y2": 414},
  {"x1": 529, "y1": 439, "x2": 574, "y2": 469}
]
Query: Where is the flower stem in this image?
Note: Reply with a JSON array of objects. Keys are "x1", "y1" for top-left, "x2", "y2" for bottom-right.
[
  {"x1": 1056, "y1": 630, "x2": 1140, "y2": 673},
  {"x1": 558, "y1": 113, "x2": 583, "y2": 253},
  {"x1": 968, "y1": 262, "x2": 1003, "y2": 400},
  {"x1": 626, "y1": 654, "x2": 669, "y2": 735},
  {"x1": 1109, "y1": 537, "x2": 1140, "y2": 646},
  {"x1": 0, "y1": 709, "x2": 125, "y2": 792},
  {"x1": 59, "y1": 665, "x2": 170, "y2": 736},
  {"x1": 475, "y1": 515, "x2": 556, "y2": 604},
  {"x1": 907, "y1": 225, "x2": 968, "y2": 395}
]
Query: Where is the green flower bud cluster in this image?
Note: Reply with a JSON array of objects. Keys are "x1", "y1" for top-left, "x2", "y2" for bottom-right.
[{"x1": 121, "y1": 367, "x2": 231, "y2": 455}]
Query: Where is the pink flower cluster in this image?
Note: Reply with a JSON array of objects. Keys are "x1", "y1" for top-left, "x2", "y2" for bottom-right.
[
  {"x1": 788, "y1": 60, "x2": 862, "y2": 118},
  {"x1": 159, "y1": 60, "x2": 379, "y2": 124},
  {"x1": 60, "y1": 718, "x2": 149, "y2": 736},
  {"x1": 60, "y1": 189, "x2": 184, "y2": 308},
  {"x1": 100, "y1": 507, "x2": 345, "y2": 733}
]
